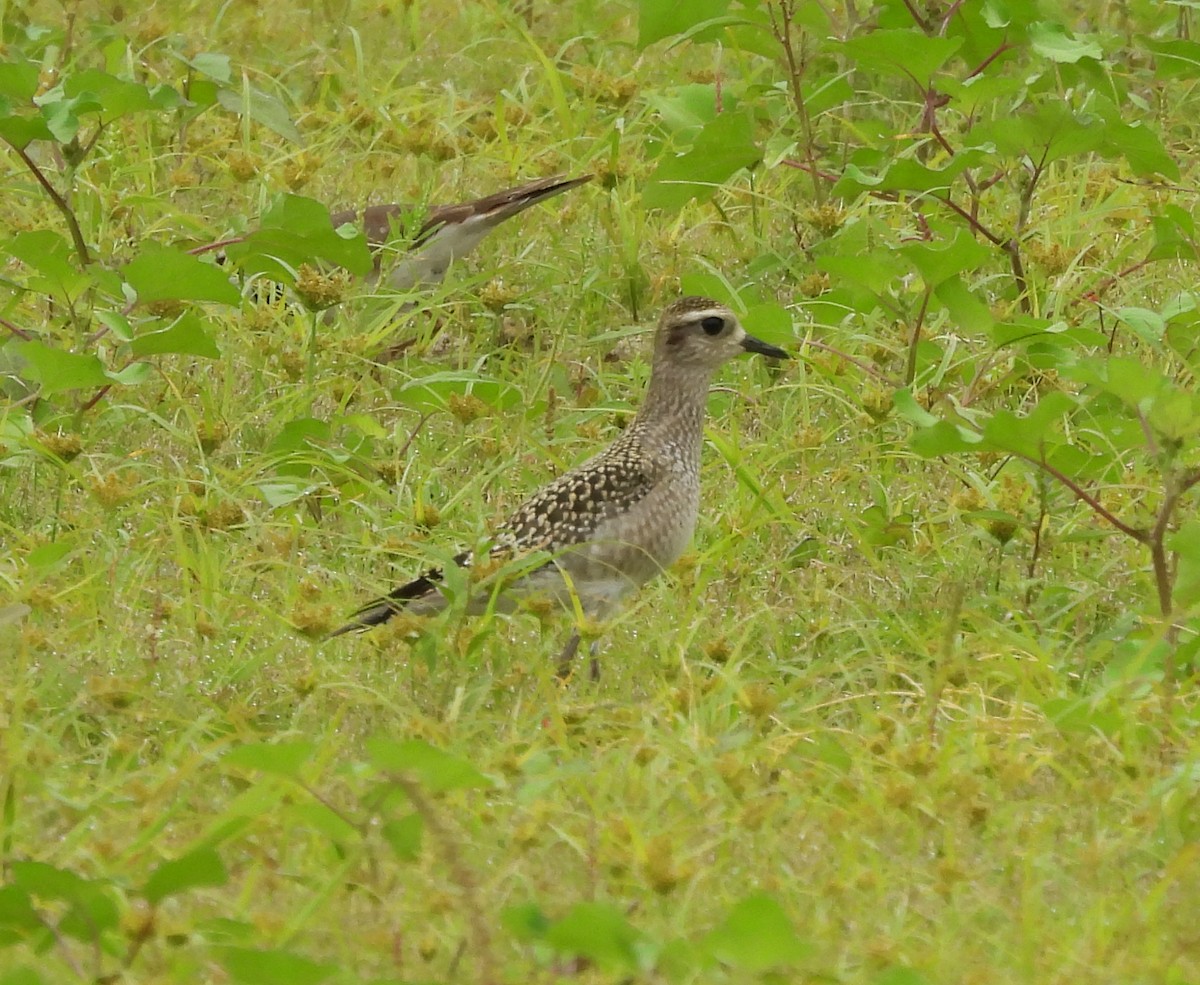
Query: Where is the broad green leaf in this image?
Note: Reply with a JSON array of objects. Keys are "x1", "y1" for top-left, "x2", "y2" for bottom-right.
[
  {"x1": 859, "y1": 504, "x2": 914, "y2": 548},
  {"x1": 269, "y1": 418, "x2": 332, "y2": 455},
  {"x1": 1029, "y1": 22, "x2": 1102, "y2": 63},
  {"x1": 62, "y1": 70, "x2": 181, "y2": 117},
  {"x1": 1148, "y1": 388, "x2": 1200, "y2": 444},
  {"x1": 704, "y1": 893, "x2": 811, "y2": 970},
  {"x1": 1048, "y1": 441, "x2": 1118, "y2": 485},
  {"x1": 365, "y1": 738, "x2": 491, "y2": 791},
  {"x1": 9, "y1": 862, "x2": 88, "y2": 899},
  {"x1": 59, "y1": 888, "x2": 121, "y2": 942},
  {"x1": 1142, "y1": 37, "x2": 1200, "y2": 79},
  {"x1": 1041, "y1": 696, "x2": 1124, "y2": 736},
  {"x1": 1093, "y1": 96, "x2": 1179, "y2": 179},
  {"x1": 108, "y1": 362, "x2": 152, "y2": 386},
  {"x1": 1111, "y1": 307, "x2": 1165, "y2": 346},
  {"x1": 380, "y1": 813, "x2": 423, "y2": 860},
  {"x1": 216, "y1": 84, "x2": 302, "y2": 144},
  {"x1": 544, "y1": 902, "x2": 643, "y2": 970},
  {"x1": 502, "y1": 902, "x2": 551, "y2": 940},
  {"x1": 816, "y1": 251, "x2": 906, "y2": 295},
  {"x1": 288, "y1": 802, "x2": 359, "y2": 842},
  {"x1": 981, "y1": 392, "x2": 1075, "y2": 456},
  {"x1": 0, "y1": 62, "x2": 39, "y2": 101},
  {"x1": 0, "y1": 885, "x2": 42, "y2": 934},
  {"x1": 0, "y1": 113, "x2": 53, "y2": 148},
  {"x1": 643, "y1": 111, "x2": 761, "y2": 210},
  {"x1": 1066, "y1": 356, "x2": 1164, "y2": 409},
  {"x1": 742, "y1": 302, "x2": 792, "y2": 348},
  {"x1": 802, "y1": 72, "x2": 854, "y2": 118},
  {"x1": 665, "y1": 14, "x2": 762, "y2": 50},
  {"x1": 658, "y1": 938, "x2": 703, "y2": 980},
  {"x1": 1168, "y1": 520, "x2": 1200, "y2": 611},
  {"x1": 395, "y1": 371, "x2": 522, "y2": 412},
  {"x1": 637, "y1": 0, "x2": 731, "y2": 48},
  {"x1": 36, "y1": 88, "x2": 95, "y2": 142},
  {"x1": 899, "y1": 230, "x2": 994, "y2": 287},
  {"x1": 4, "y1": 230, "x2": 91, "y2": 298},
  {"x1": 220, "y1": 947, "x2": 335, "y2": 985},
  {"x1": 225, "y1": 194, "x2": 372, "y2": 279},
  {"x1": 646, "y1": 83, "x2": 720, "y2": 134},
  {"x1": 180, "y1": 51, "x2": 233, "y2": 82},
  {"x1": 16, "y1": 341, "x2": 110, "y2": 392},
  {"x1": 27, "y1": 540, "x2": 73, "y2": 567},
  {"x1": 723, "y1": 20, "x2": 795, "y2": 61},
  {"x1": 1149, "y1": 206, "x2": 1198, "y2": 262},
  {"x1": 1085, "y1": 409, "x2": 1149, "y2": 455},
  {"x1": 893, "y1": 389, "x2": 939, "y2": 428},
  {"x1": 9, "y1": 863, "x2": 118, "y2": 942},
  {"x1": 256, "y1": 478, "x2": 320, "y2": 508},
  {"x1": 834, "y1": 150, "x2": 988, "y2": 197},
  {"x1": 935, "y1": 275, "x2": 994, "y2": 333},
  {"x1": 143, "y1": 848, "x2": 228, "y2": 905},
  {"x1": 193, "y1": 916, "x2": 256, "y2": 945},
  {"x1": 95, "y1": 310, "x2": 133, "y2": 343},
  {"x1": 1164, "y1": 292, "x2": 1200, "y2": 323},
  {"x1": 972, "y1": 104, "x2": 1105, "y2": 164},
  {"x1": 909, "y1": 419, "x2": 986, "y2": 457},
  {"x1": 990, "y1": 317, "x2": 1096, "y2": 348},
  {"x1": 187, "y1": 79, "x2": 220, "y2": 110},
  {"x1": 1106, "y1": 120, "x2": 1178, "y2": 180},
  {"x1": 841, "y1": 31, "x2": 963, "y2": 84},
  {"x1": 338, "y1": 413, "x2": 388, "y2": 439},
  {"x1": 939, "y1": 73, "x2": 1025, "y2": 113},
  {"x1": 680, "y1": 271, "x2": 737, "y2": 305},
  {"x1": 980, "y1": 0, "x2": 1042, "y2": 30},
  {"x1": 124, "y1": 243, "x2": 240, "y2": 305},
  {"x1": 129, "y1": 313, "x2": 221, "y2": 359},
  {"x1": 223, "y1": 741, "x2": 315, "y2": 779}
]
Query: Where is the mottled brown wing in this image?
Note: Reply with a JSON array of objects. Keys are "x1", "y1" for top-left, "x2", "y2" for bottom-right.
[
  {"x1": 496, "y1": 440, "x2": 657, "y2": 557},
  {"x1": 328, "y1": 433, "x2": 655, "y2": 637}
]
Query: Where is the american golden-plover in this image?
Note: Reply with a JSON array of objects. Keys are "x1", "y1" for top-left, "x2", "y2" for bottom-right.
[
  {"x1": 332, "y1": 173, "x2": 592, "y2": 292},
  {"x1": 219, "y1": 174, "x2": 590, "y2": 318},
  {"x1": 330, "y1": 296, "x2": 788, "y2": 676}
]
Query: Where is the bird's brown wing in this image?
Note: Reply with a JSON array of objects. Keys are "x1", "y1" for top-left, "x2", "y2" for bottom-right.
[
  {"x1": 328, "y1": 433, "x2": 655, "y2": 638},
  {"x1": 330, "y1": 173, "x2": 593, "y2": 252},
  {"x1": 497, "y1": 446, "x2": 657, "y2": 557}
]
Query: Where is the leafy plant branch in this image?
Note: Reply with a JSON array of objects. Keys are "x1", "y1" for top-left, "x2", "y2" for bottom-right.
[
  {"x1": 5, "y1": 139, "x2": 91, "y2": 266},
  {"x1": 768, "y1": 0, "x2": 823, "y2": 203}
]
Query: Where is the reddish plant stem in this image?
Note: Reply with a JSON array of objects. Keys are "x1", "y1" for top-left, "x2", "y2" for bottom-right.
[
  {"x1": 189, "y1": 236, "x2": 248, "y2": 256},
  {"x1": 1013, "y1": 450, "x2": 1146, "y2": 543},
  {"x1": 905, "y1": 285, "x2": 932, "y2": 386},
  {"x1": 78, "y1": 384, "x2": 112, "y2": 414},
  {"x1": 1, "y1": 315, "x2": 33, "y2": 340},
  {"x1": 769, "y1": 0, "x2": 823, "y2": 202},
  {"x1": 802, "y1": 338, "x2": 903, "y2": 387},
  {"x1": 8, "y1": 141, "x2": 91, "y2": 265}
]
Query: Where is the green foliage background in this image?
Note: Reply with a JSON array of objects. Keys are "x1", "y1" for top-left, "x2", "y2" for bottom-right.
[{"x1": 1, "y1": 0, "x2": 1199, "y2": 982}]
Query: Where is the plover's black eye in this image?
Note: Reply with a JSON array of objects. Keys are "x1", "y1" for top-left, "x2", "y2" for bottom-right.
[{"x1": 701, "y1": 316, "x2": 725, "y2": 336}]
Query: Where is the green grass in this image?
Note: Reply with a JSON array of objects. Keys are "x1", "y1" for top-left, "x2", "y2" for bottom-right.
[{"x1": 2, "y1": 1, "x2": 1199, "y2": 983}]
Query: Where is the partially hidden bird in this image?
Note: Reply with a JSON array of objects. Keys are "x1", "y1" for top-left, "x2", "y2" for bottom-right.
[{"x1": 336, "y1": 172, "x2": 592, "y2": 292}]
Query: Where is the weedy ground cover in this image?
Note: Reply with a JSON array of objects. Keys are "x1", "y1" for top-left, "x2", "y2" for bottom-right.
[{"x1": 1, "y1": 1, "x2": 1198, "y2": 982}]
